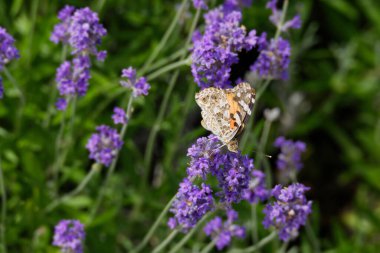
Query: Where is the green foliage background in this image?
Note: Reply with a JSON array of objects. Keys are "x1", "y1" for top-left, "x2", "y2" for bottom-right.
[{"x1": 0, "y1": 0, "x2": 379, "y2": 252}]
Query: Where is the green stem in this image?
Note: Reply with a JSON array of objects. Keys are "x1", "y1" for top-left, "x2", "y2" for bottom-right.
[
  {"x1": 251, "y1": 204, "x2": 258, "y2": 244},
  {"x1": 146, "y1": 58, "x2": 190, "y2": 81},
  {"x1": 168, "y1": 211, "x2": 212, "y2": 253},
  {"x1": 89, "y1": 94, "x2": 134, "y2": 221},
  {"x1": 143, "y1": 48, "x2": 187, "y2": 75},
  {"x1": 277, "y1": 241, "x2": 288, "y2": 253},
  {"x1": 305, "y1": 220, "x2": 320, "y2": 253},
  {"x1": 3, "y1": 67, "x2": 25, "y2": 132},
  {"x1": 229, "y1": 231, "x2": 277, "y2": 253},
  {"x1": 274, "y1": 0, "x2": 289, "y2": 40},
  {"x1": 257, "y1": 119, "x2": 273, "y2": 188},
  {"x1": 200, "y1": 239, "x2": 217, "y2": 253},
  {"x1": 132, "y1": 195, "x2": 176, "y2": 253},
  {"x1": 44, "y1": 45, "x2": 68, "y2": 128},
  {"x1": 140, "y1": 0, "x2": 189, "y2": 73},
  {"x1": 144, "y1": 7, "x2": 201, "y2": 182},
  {"x1": 0, "y1": 157, "x2": 7, "y2": 253},
  {"x1": 164, "y1": 83, "x2": 196, "y2": 169},
  {"x1": 45, "y1": 163, "x2": 101, "y2": 213},
  {"x1": 152, "y1": 229, "x2": 179, "y2": 253}
]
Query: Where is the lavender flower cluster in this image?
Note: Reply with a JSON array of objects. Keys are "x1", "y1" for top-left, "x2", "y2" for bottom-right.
[
  {"x1": 190, "y1": 0, "x2": 302, "y2": 89},
  {"x1": 168, "y1": 135, "x2": 268, "y2": 248},
  {"x1": 0, "y1": 26, "x2": 20, "y2": 98},
  {"x1": 263, "y1": 183, "x2": 312, "y2": 241},
  {"x1": 53, "y1": 220, "x2": 85, "y2": 253},
  {"x1": 204, "y1": 209, "x2": 245, "y2": 250},
  {"x1": 52, "y1": 6, "x2": 107, "y2": 110},
  {"x1": 85, "y1": 67, "x2": 150, "y2": 167},
  {"x1": 191, "y1": 4, "x2": 258, "y2": 89}
]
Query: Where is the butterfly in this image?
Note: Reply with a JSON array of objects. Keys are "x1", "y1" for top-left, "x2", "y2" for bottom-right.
[{"x1": 195, "y1": 82, "x2": 256, "y2": 153}]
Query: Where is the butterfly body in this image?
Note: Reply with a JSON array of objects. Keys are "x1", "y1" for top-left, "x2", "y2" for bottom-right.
[{"x1": 195, "y1": 82, "x2": 256, "y2": 152}]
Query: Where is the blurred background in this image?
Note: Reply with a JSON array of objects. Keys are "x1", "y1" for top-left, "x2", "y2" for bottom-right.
[{"x1": 0, "y1": 0, "x2": 379, "y2": 252}]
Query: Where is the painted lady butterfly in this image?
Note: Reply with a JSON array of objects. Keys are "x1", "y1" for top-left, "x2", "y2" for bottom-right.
[{"x1": 195, "y1": 82, "x2": 256, "y2": 152}]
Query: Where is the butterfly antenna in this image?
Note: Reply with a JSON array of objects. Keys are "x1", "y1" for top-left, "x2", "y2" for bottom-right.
[{"x1": 251, "y1": 150, "x2": 272, "y2": 158}]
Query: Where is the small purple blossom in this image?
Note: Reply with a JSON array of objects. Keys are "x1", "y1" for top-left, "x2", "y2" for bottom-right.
[
  {"x1": 52, "y1": 219, "x2": 85, "y2": 253},
  {"x1": 120, "y1": 67, "x2": 150, "y2": 97},
  {"x1": 0, "y1": 27, "x2": 20, "y2": 71},
  {"x1": 263, "y1": 183, "x2": 312, "y2": 241},
  {"x1": 0, "y1": 77, "x2": 3, "y2": 98},
  {"x1": 243, "y1": 170, "x2": 269, "y2": 203},
  {"x1": 86, "y1": 125, "x2": 123, "y2": 167},
  {"x1": 214, "y1": 152, "x2": 254, "y2": 204},
  {"x1": 55, "y1": 55, "x2": 91, "y2": 98},
  {"x1": 112, "y1": 107, "x2": 127, "y2": 125},
  {"x1": 204, "y1": 209, "x2": 245, "y2": 250},
  {"x1": 250, "y1": 36, "x2": 291, "y2": 80},
  {"x1": 50, "y1": 5, "x2": 75, "y2": 44},
  {"x1": 0, "y1": 27, "x2": 20, "y2": 99},
  {"x1": 169, "y1": 178, "x2": 214, "y2": 231},
  {"x1": 186, "y1": 135, "x2": 220, "y2": 179},
  {"x1": 192, "y1": 0, "x2": 208, "y2": 10},
  {"x1": 68, "y1": 7, "x2": 107, "y2": 55},
  {"x1": 56, "y1": 98, "x2": 68, "y2": 111},
  {"x1": 224, "y1": 0, "x2": 252, "y2": 11},
  {"x1": 191, "y1": 6, "x2": 258, "y2": 88},
  {"x1": 266, "y1": 0, "x2": 302, "y2": 32},
  {"x1": 274, "y1": 136, "x2": 306, "y2": 172}
]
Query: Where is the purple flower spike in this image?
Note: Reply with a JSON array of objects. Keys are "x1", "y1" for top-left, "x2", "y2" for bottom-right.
[
  {"x1": 112, "y1": 107, "x2": 128, "y2": 125},
  {"x1": 186, "y1": 135, "x2": 221, "y2": 179},
  {"x1": 169, "y1": 178, "x2": 214, "y2": 232},
  {"x1": 86, "y1": 125, "x2": 123, "y2": 166},
  {"x1": 204, "y1": 209, "x2": 245, "y2": 250},
  {"x1": 52, "y1": 219, "x2": 85, "y2": 253},
  {"x1": 193, "y1": 0, "x2": 208, "y2": 10},
  {"x1": 263, "y1": 183, "x2": 312, "y2": 241},
  {"x1": 214, "y1": 152, "x2": 254, "y2": 204},
  {"x1": 56, "y1": 98, "x2": 68, "y2": 111},
  {"x1": 191, "y1": 6, "x2": 258, "y2": 88},
  {"x1": 0, "y1": 27, "x2": 20, "y2": 99},
  {"x1": 68, "y1": 7, "x2": 107, "y2": 56},
  {"x1": 243, "y1": 169, "x2": 269, "y2": 203},
  {"x1": 50, "y1": 5, "x2": 75, "y2": 44},
  {"x1": 266, "y1": 0, "x2": 302, "y2": 32},
  {"x1": 120, "y1": 67, "x2": 150, "y2": 97},
  {"x1": 250, "y1": 36, "x2": 291, "y2": 80},
  {"x1": 274, "y1": 136, "x2": 306, "y2": 176},
  {"x1": 0, "y1": 77, "x2": 3, "y2": 99}
]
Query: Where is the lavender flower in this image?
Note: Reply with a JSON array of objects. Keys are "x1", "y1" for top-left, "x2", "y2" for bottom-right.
[
  {"x1": 50, "y1": 5, "x2": 75, "y2": 44},
  {"x1": 263, "y1": 183, "x2": 312, "y2": 241},
  {"x1": 55, "y1": 56, "x2": 91, "y2": 97},
  {"x1": 243, "y1": 170, "x2": 269, "y2": 203},
  {"x1": 169, "y1": 178, "x2": 214, "y2": 231},
  {"x1": 52, "y1": 219, "x2": 85, "y2": 253},
  {"x1": 68, "y1": 7, "x2": 107, "y2": 56},
  {"x1": 112, "y1": 107, "x2": 128, "y2": 125},
  {"x1": 0, "y1": 77, "x2": 3, "y2": 99},
  {"x1": 192, "y1": 0, "x2": 208, "y2": 10},
  {"x1": 120, "y1": 67, "x2": 150, "y2": 97},
  {"x1": 204, "y1": 209, "x2": 245, "y2": 250},
  {"x1": 250, "y1": 36, "x2": 291, "y2": 80},
  {"x1": 56, "y1": 98, "x2": 68, "y2": 111},
  {"x1": 52, "y1": 6, "x2": 107, "y2": 107},
  {"x1": 267, "y1": 0, "x2": 302, "y2": 32},
  {"x1": 191, "y1": 6, "x2": 258, "y2": 88},
  {"x1": 224, "y1": 0, "x2": 252, "y2": 11},
  {"x1": 214, "y1": 152, "x2": 254, "y2": 204},
  {"x1": 0, "y1": 27, "x2": 19, "y2": 99},
  {"x1": 0, "y1": 27, "x2": 20, "y2": 71},
  {"x1": 186, "y1": 135, "x2": 220, "y2": 179},
  {"x1": 86, "y1": 125, "x2": 123, "y2": 166},
  {"x1": 274, "y1": 136, "x2": 306, "y2": 172}
]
